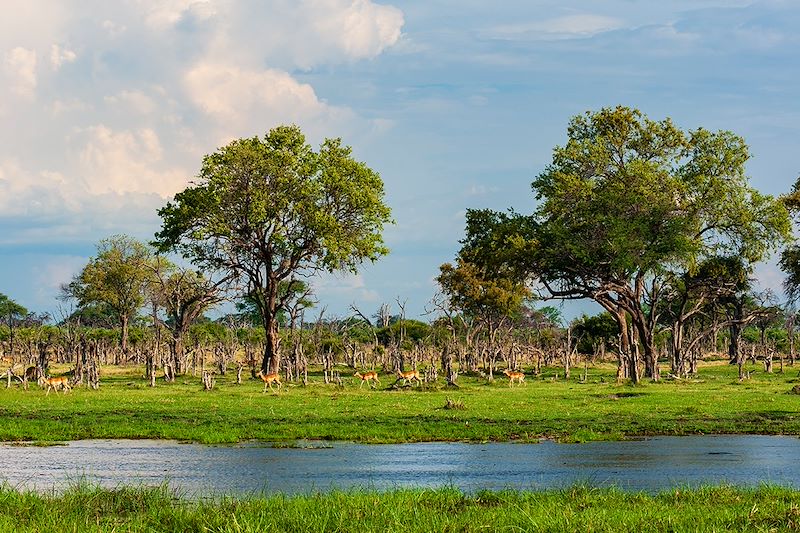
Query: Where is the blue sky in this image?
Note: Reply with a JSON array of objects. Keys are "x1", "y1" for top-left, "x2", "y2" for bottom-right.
[{"x1": 0, "y1": 0, "x2": 797, "y2": 322}]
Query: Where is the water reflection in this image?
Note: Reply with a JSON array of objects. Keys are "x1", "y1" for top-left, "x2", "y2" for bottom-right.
[{"x1": 1, "y1": 435, "x2": 797, "y2": 496}]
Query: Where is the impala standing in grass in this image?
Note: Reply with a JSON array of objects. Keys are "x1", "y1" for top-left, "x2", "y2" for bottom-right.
[
  {"x1": 503, "y1": 369, "x2": 525, "y2": 386},
  {"x1": 40, "y1": 375, "x2": 72, "y2": 395},
  {"x1": 257, "y1": 370, "x2": 282, "y2": 392},
  {"x1": 395, "y1": 369, "x2": 422, "y2": 386},
  {"x1": 354, "y1": 371, "x2": 380, "y2": 389}
]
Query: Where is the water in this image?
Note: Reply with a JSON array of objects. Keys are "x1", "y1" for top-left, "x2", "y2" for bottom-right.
[{"x1": 2, "y1": 435, "x2": 798, "y2": 496}]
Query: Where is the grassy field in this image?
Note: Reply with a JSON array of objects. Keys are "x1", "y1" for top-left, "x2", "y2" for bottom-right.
[
  {"x1": 0, "y1": 483, "x2": 799, "y2": 532},
  {"x1": 0, "y1": 360, "x2": 798, "y2": 444}
]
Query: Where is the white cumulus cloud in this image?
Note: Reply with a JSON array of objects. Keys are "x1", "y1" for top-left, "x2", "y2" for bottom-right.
[
  {"x1": 49, "y1": 44, "x2": 76, "y2": 70},
  {"x1": 5, "y1": 47, "x2": 38, "y2": 98},
  {"x1": 184, "y1": 63, "x2": 355, "y2": 141},
  {"x1": 77, "y1": 125, "x2": 188, "y2": 197},
  {"x1": 137, "y1": 0, "x2": 217, "y2": 29},
  {"x1": 211, "y1": 0, "x2": 404, "y2": 70}
]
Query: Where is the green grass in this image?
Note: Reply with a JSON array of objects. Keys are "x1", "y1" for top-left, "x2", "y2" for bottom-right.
[
  {"x1": 0, "y1": 483, "x2": 799, "y2": 532},
  {"x1": 1, "y1": 360, "x2": 799, "y2": 444}
]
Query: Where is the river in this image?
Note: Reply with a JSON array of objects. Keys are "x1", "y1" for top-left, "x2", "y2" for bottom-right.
[{"x1": 2, "y1": 435, "x2": 797, "y2": 496}]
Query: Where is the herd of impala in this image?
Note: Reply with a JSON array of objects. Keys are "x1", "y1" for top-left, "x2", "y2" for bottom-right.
[
  {"x1": 0, "y1": 357, "x2": 73, "y2": 395},
  {"x1": 3, "y1": 355, "x2": 526, "y2": 395},
  {"x1": 255, "y1": 366, "x2": 525, "y2": 393}
]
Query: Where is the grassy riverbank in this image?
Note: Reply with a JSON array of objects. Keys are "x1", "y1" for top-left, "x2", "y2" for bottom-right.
[
  {"x1": 0, "y1": 360, "x2": 799, "y2": 444},
  {"x1": 1, "y1": 483, "x2": 799, "y2": 532}
]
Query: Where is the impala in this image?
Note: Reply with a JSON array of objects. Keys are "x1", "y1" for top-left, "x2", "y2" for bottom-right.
[
  {"x1": 257, "y1": 370, "x2": 282, "y2": 392},
  {"x1": 22, "y1": 366, "x2": 39, "y2": 390},
  {"x1": 24, "y1": 366, "x2": 39, "y2": 381},
  {"x1": 354, "y1": 371, "x2": 380, "y2": 388},
  {"x1": 503, "y1": 369, "x2": 525, "y2": 386},
  {"x1": 40, "y1": 375, "x2": 72, "y2": 395},
  {"x1": 395, "y1": 369, "x2": 422, "y2": 386}
]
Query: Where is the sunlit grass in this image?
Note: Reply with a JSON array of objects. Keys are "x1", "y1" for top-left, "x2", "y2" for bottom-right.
[
  {"x1": 0, "y1": 359, "x2": 799, "y2": 444},
  {"x1": 0, "y1": 483, "x2": 798, "y2": 532}
]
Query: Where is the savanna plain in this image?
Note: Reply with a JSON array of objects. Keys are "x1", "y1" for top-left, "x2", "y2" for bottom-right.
[{"x1": 2, "y1": 360, "x2": 800, "y2": 532}]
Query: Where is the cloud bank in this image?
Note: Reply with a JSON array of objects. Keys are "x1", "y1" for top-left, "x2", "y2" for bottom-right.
[{"x1": 0, "y1": 0, "x2": 404, "y2": 245}]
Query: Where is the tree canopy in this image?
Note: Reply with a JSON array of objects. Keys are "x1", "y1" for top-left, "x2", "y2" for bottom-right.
[{"x1": 0, "y1": 292, "x2": 28, "y2": 356}]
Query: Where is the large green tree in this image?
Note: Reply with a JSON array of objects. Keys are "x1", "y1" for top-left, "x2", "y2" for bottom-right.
[
  {"x1": 463, "y1": 107, "x2": 790, "y2": 382},
  {"x1": 66, "y1": 235, "x2": 154, "y2": 355},
  {"x1": 534, "y1": 107, "x2": 790, "y2": 381},
  {"x1": 154, "y1": 125, "x2": 392, "y2": 373}
]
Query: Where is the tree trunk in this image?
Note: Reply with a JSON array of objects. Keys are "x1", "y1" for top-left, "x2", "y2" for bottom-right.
[
  {"x1": 564, "y1": 326, "x2": 572, "y2": 380},
  {"x1": 671, "y1": 324, "x2": 686, "y2": 378},
  {"x1": 37, "y1": 342, "x2": 49, "y2": 377},
  {"x1": 632, "y1": 311, "x2": 658, "y2": 381},
  {"x1": 168, "y1": 335, "x2": 185, "y2": 381},
  {"x1": 613, "y1": 307, "x2": 639, "y2": 384},
  {"x1": 120, "y1": 315, "x2": 129, "y2": 358},
  {"x1": 728, "y1": 302, "x2": 743, "y2": 365}
]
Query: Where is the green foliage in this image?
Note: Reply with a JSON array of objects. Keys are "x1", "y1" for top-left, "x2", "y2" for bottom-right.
[
  {"x1": 437, "y1": 260, "x2": 529, "y2": 331},
  {"x1": 63, "y1": 303, "x2": 117, "y2": 328},
  {"x1": 235, "y1": 280, "x2": 315, "y2": 328},
  {"x1": 189, "y1": 321, "x2": 232, "y2": 345},
  {"x1": 236, "y1": 326, "x2": 266, "y2": 346},
  {"x1": 82, "y1": 327, "x2": 120, "y2": 342},
  {"x1": 458, "y1": 208, "x2": 539, "y2": 283},
  {"x1": 340, "y1": 317, "x2": 375, "y2": 344},
  {"x1": 150, "y1": 258, "x2": 225, "y2": 323},
  {"x1": 530, "y1": 106, "x2": 789, "y2": 291},
  {"x1": 779, "y1": 244, "x2": 800, "y2": 303},
  {"x1": 742, "y1": 325, "x2": 788, "y2": 349},
  {"x1": 0, "y1": 292, "x2": 27, "y2": 326},
  {"x1": 66, "y1": 236, "x2": 155, "y2": 352},
  {"x1": 319, "y1": 335, "x2": 344, "y2": 355},
  {"x1": 572, "y1": 313, "x2": 619, "y2": 354},
  {"x1": 126, "y1": 326, "x2": 150, "y2": 346},
  {"x1": 376, "y1": 319, "x2": 432, "y2": 347},
  {"x1": 154, "y1": 125, "x2": 391, "y2": 280}
]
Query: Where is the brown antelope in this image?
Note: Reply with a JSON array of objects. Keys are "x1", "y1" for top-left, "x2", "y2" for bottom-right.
[
  {"x1": 22, "y1": 366, "x2": 40, "y2": 390},
  {"x1": 395, "y1": 369, "x2": 422, "y2": 386},
  {"x1": 503, "y1": 369, "x2": 525, "y2": 386},
  {"x1": 257, "y1": 370, "x2": 282, "y2": 392},
  {"x1": 24, "y1": 366, "x2": 39, "y2": 381},
  {"x1": 40, "y1": 375, "x2": 72, "y2": 395},
  {"x1": 354, "y1": 371, "x2": 380, "y2": 389}
]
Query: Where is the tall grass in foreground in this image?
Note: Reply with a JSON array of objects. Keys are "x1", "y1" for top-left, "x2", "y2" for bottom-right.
[{"x1": 0, "y1": 484, "x2": 798, "y2": 532}]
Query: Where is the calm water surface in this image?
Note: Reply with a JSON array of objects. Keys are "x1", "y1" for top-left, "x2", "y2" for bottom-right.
[{"x1": 2, "y1": 435, "x2": 798, "y2": 495}]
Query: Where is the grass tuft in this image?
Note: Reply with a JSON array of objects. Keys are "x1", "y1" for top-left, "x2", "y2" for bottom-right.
[{"x1": 442, "y1": 397, "x2": 466, "y2": 410}]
